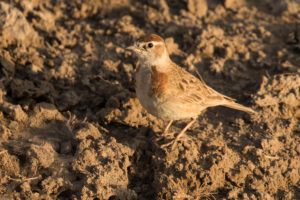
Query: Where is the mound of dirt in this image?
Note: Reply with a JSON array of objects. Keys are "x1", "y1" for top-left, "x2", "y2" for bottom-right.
[{"x1": 0, "y1": 0, "x2": 299, "y2": 199}]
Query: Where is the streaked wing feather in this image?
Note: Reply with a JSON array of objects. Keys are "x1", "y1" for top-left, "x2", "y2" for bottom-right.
[{"x1": 167, "y1": 63, "x2": 232, "y2": 107}]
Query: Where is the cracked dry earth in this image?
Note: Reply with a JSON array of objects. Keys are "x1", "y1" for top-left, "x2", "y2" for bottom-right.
[{"x1": 0, "y1": 0, "x2": 300, "y2": 199}]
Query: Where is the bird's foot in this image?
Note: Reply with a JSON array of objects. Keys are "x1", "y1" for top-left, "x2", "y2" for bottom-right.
[
  {"x1": 152, "y1": 131, "x2": 186, "y2": 150},
  {"x1": 152, "y1": 131, "x2": 175, "y2": 148}
]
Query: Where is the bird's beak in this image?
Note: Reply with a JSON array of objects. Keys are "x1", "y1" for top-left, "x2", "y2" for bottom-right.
[
  {"x1": 126, "y1": 45, "x2": 138, "y2": 52},
  {"x1": 126, "y1": 44, "x2": 140, "y2": 53}
]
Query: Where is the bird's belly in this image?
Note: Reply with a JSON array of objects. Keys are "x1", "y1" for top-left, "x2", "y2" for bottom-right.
[
  {"x1": 154, "y1": 101, "x2": 201, "y2": 120},
  {"x1": 136, "y1": 87, "x2": 200, "y2": 120}
]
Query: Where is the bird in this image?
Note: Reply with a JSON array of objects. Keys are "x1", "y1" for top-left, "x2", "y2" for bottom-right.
[{"x1": 127, "y1": 34, "x2": 256, "y2": 149}]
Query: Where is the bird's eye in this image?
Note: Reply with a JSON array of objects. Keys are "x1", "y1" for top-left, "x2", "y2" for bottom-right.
[{"x1": 148, "y1": 43, "x2": 153, "y2": 48}]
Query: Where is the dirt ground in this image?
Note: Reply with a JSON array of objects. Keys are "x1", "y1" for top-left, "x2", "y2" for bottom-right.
[{"x1": 0, "y1": 0, "x2": 299, "y2": 199}]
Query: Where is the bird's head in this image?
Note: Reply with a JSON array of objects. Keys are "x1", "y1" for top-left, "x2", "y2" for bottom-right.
[{"x1": 127, "y1": 34, "x2": 170, "y2": 66}]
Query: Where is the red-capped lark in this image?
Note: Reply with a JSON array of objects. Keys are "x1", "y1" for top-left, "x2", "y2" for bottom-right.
[{"x1": 127, "y1": 34, "x2": 256, "y2": 149}]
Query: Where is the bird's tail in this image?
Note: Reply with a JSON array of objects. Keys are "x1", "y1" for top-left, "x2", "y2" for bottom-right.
[
  {"x1": 223, "y1": 101, "x2": 256, "y2": 114},
  {"x1": 203, "y1": 85, "x2": 256, "y2": 114}
]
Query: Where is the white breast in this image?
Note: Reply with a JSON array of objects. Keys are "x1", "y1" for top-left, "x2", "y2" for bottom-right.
[{"x1": 135, "y1": 66, "x2": 154, "y2": 111}]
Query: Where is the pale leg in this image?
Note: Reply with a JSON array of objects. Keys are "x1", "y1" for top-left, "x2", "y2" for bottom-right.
[
  {"x1": 171, "y1": 118, "x2": 197, "y2": 149},
  {"x1": 163, "y1": 120, "x2": 173, "y2": 134},
  {"x1": 153, "y1": 120, "x2": 174, "y2": 144}
]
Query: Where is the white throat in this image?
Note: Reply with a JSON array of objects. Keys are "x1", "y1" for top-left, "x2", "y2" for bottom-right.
[{"x1": 141, "y1": 48, "x2": 171, "y2": 69}]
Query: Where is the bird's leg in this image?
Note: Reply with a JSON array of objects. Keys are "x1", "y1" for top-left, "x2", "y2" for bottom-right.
[
  {"x1": 163, "y1": 120, "x2": 173, "y2": 135},
  {"x1": 171, "y1": 118, "x2": 197, "y2": 149},
  {"x1": 154, "y1": 120, "x2": 173, "y2": 141}
]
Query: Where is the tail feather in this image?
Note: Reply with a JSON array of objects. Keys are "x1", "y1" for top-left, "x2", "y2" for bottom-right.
[
  {"x1": 223, "y1": 101, "x2": 256, "y2": 114},
  {"x1": 204, "y1": 85, "x2": 256, "y2": 114}
]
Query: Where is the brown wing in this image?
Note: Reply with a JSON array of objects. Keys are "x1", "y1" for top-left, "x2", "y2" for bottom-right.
[{"x1": 166, "y1": 63, "x2": 233, "y2": 107}]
